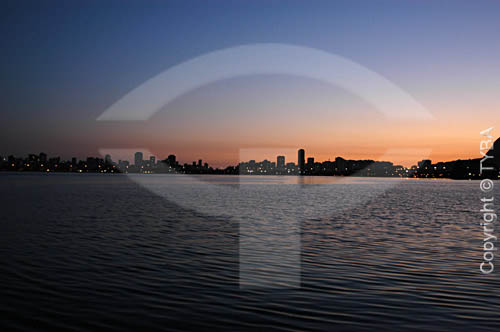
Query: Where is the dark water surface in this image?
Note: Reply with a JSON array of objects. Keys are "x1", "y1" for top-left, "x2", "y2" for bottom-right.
[{"x1": 1, "y1": 173, "x2": 499, "y2": 331}]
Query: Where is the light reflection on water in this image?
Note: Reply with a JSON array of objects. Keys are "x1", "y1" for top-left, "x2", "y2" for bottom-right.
[{"x1": 127, "y1": 174, "x2": 437, "y2": 185}]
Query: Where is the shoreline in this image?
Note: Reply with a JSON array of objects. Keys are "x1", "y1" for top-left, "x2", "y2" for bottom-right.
[{"x1": 0, "y1": 170, "x2": 492, "y2": 181}]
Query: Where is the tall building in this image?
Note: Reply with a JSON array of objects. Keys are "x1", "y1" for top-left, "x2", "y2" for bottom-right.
[
  {"x1": 134, "y1": 152, "x2": 143, "y2": 167},
  {"x1": 167, "y1": 154, "x2": 176, "y2": 167},
  {"x1": 39, "y1": 153, "x2": 47, "y2": 164},
  {"x1": 150, "y1": 156, "x2": 156, "y2": 166},
  {"x1": 298, "y1": 149, "x2": 305, "y2": 175},
  {"x1": 105, "y1": 154, "x2": 112, "y2": 165},
  {"x1": 277, "y1": 155, "x2": 285, "y2": 169},
  {"x1": 307, "y1": 157, "x2": 314, "y2": 165}
]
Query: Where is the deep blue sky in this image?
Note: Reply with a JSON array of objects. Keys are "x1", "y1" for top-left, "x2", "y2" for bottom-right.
[{"x1": 1, "y1": 0, "x2": 500, "y2": 165}]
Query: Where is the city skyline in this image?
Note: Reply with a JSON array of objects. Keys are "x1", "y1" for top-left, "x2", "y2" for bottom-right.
[
  {"x1": 1, "y1": 136, "x2": 497, "y2": 170},
  {"x1": 0, "y1": 147, "x2": 489, "y2": 171},
  {"x1": 2, "y1": 142, "x2": 498, "y2": 180}
]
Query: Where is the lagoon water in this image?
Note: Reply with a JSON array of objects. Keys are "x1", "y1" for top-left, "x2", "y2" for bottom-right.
[{"x1": 1, "y1": 173, "x2": 499, "y2": 331}]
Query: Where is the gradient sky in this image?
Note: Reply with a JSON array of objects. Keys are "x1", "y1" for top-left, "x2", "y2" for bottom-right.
[{"x1": 1, "y1": 0, "x2": 500, "y2": 167}]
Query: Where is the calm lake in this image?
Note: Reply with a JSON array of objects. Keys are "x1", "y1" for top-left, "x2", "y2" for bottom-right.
[{"x1": 1, "y1": 173, "x2": 499, "y2": 331}]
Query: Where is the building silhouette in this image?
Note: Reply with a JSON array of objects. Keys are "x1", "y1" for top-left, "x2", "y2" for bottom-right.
[
  {"x1": 167, "y1": 154, "x2": 176, "y2": 167},
  {"x1": 277, "y1": 156, "x2": 285, "y2": 169},
  {"x1": 39, "y1": 153, "x2": 47, "y2": 164},
  {"x1": 298, "y1": 149, "x2": 305, "y2": 175},
  {"x1": 134, "y1": 152, "x2": 143, "y2": 167},
  {"x1": 336, "y1": 157, "x2": 346, "y2": 174}
]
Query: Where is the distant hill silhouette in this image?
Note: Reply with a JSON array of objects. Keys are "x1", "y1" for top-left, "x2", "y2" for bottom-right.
[{"x1": 487, "y1": 137, "x2": 500, "y2": 168}]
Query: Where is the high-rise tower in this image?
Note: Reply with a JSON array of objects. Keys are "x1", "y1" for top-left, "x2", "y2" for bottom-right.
[
  {"x1": 298, "y1": 149, "x2": 305, "y2": 175},
  {"x1": 134, "y1": 152, "x2": 143, "y2": 167},
  {"x1": 277, "y1": 155, "x2": 285, "y2": 169}
]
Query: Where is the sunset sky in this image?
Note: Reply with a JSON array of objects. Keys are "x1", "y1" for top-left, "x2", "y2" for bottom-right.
[{"x1": 1, "y1": 0, "x2": 499, "y2": 167}]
